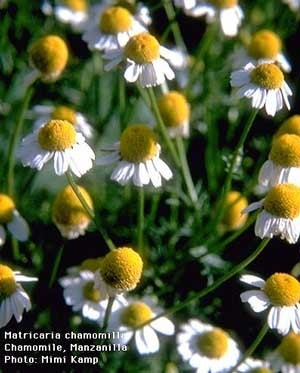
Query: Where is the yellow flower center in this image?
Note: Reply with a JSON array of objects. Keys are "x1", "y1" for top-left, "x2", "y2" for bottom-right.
[
  {"x1": 274, "y1": 115, "x2": 300, "y2": 138},
  {"x1": 120, "y1": 124, "x2": 158, "y2": 163},
  {"x1": 222, "y1": 191, "x2": 248, "y2": 230},
  {"x1": 100, "y1": 247, "x2": 143, "y2": 291},
  {"x1": 52, "y1": 185, "x2": 93, "y2": 226},
  {"x1": 80, "y1": 258, "x2": 102, "y2": 272},
  {"x1": 208, "y1": 0, "x2": 238, "y2": 8},
  {"x1": 0, "y1": 264, "x2": 17, "y2": 297},
  {"x1": 29, "y1": 35, "x2": 68, "y2": 78},
  {"x1": 264, "y1": 273, "x2": 300, "y2": 306},
  {"x1": 82, "y1": 281, "x2": 101, "y2": 302},
  {"x1": 197, "y1": 328, "x2": 229, "y2": 358},
  {"x1": 121, "y1": 301, "x2": 153, "y2": 327},
  {"x1": 125, "y1": 33, "x2": 160, "y2": 64},
  {"x1": 158, "y1": 91, "x2": 190, "y2": 128},
  {"x1": 278, "y1": 332, "x2": 300, "y2": 364},
  {"x1": 100, "y1": 6, "x2": 133, "y2": 34},
  {"x1": 62, "y1": 0, "x2": 87, "y2": 11},
  {"x1": 0, "y1": 194, "x2": 15, "y2": 224},
  {"x1": 263, "y1": 183, "x2": 300, "y2": 219},
  {"x1": 38, "y1": 119, "x2": 76, "y2": 151},
  {"x1": 250, "y1": 369, "x2": 272, "y2": 373},
  {"x1": 51, "y1": 106, "x2": 77, "y2": 125},
  {"x1": 248, "y1": 30, "x2": 282, "y2": 60},
  {"x1": 270, "y1": 134, "x2": 300, "y2": 167},
  {"x1": 250, "y1": 63, "x2": 284, "y2": 89}
]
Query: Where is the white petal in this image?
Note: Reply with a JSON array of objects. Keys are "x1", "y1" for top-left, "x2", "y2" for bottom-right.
[
  {"x1": 135, "y1": 326, "x2": 160, "y2": 354},
  {"x1": 152, "y1": 157, "x2": 173, "y2": 180},
  {"x1": 151, "y1": 317, "x2": 175, "y2": 335},
  {"x1": 7, "y1": 211, "x2": 29, "y2": 242},
  {"x1": 240, "y1": 290, "x2": 270, "y2": 312},
  {"x1": 240, "y1": 275, "x2": 265, "y2": 287},
  {"x1": 96, "y1": 152, "x2": 120, "y2": 166},
  {"x1": 124, "y1": 63, "x2": 140, "y2": 83},
  {"x1": 0, "y1": 225, "x2": 6, "y2": 246}
]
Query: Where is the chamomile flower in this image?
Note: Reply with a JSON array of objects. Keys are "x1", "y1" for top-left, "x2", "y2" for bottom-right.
[
  {"x1": 158, "y1": 91, "x2": 190, "y2": 138},
  {"x1": 0, "y1": 194, "x2": 29, "y2": 246},
  {"x1": 259, "y1": 134, "x2": 300, "y2": 187},
  {"x1": 29, "y1": 35, "x2": 68, "y2": 82},
  {"x1": 185, "y1": 0, "x2": 244, "y2": 37},
  {"x1": 82, "y1": 4, "x2": 145, "y2": 51},
  {"x1": 52, "y1": 185, "x2": 93, "y2": 239},
  {"x1": 273, "y1": 115, "x2": 300, "y2": 139},
  {"x1": 177, "y1": 319, "x2": 241, "y2": 373},
  {"x1": 42, "y1": 0, "x2": 88, "y2": 31},
  {"x1": 108, "y1": 296, "x2": 175, "y2": 354},
  {"x1": 269, "y1": 332, "x2": 300, "y2": 372},
  {"x1": 94, "y1": 246, "x2": 143, "y2": 297},
  {"x1": 243, "y1": 183, "x2": 300, "y2": 243},
  {"x1": 96, "y1": 124, "x2": 173, "y2": 187},
  {"x1": 0, "y1": 264, "x2": 37, "y2": 328},
  {"x1": 230, "y1": 62, "x2": 292, "y2": 117},
  {"x1": 237, "y1": 357, "x2": 272, "y2": 372},
  {"x1": 19, "y1": 119, "x2": 95, "y2": 177},
  {"x1": 234, "y1": 29, "x2": 291, "y2": 73},
  {"x1": 59, "y1": 261, "x2": 127, "y2": 323},
  {"x1": 104, "y1": 32, "x2": 175, "y2": 87},
  {"x1": 221, "y1": 191, "x2": 248, "y2": 231},
  {"x1": 31, "y1": 104, "x2": 93, "y2": 139},
  {"x1": 240, "y1": 272, "x2": 300, "y2": 335}
]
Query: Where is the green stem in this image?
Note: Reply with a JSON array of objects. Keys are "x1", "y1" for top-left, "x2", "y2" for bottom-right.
[
  {"x1": 175, "y1": 137, "x2": 198, "y2": 204},
  {"x1": 11, "y1": 238, "x2": 20, "y2": 262},
  {"x1": 229, "y1": 322, "x2": 269, "y2": 373},
  {"x1": 147, "y1": 88, "x2": 180, "y2": 167},
  {"x1": 136, "y1": 238, "x2": 270, "y2": 330},
  {"x1": 137, "y1": 187, "x2": 144, "y2": 251},
  {"x1": 118, "y1": 74, "x2": 126, "y2": 132},
  {"x1": 49, "y1": 244, "x2": 64, "y2": 287},
  {"x1": 66, "y1": 171, "x2": 115, "y2": 251},
  {"x1": 162, "y1": 0, "x2": 186, "y2": 52},
  {"x1": 101, "y1": 296, "x2": 115, "y2": 331},
  {"x1": 6, "y1": 85, "x2": 34, "y2": 196},
  {"x1": 210, "y1": 109, "x2": 258, "y2": 234}
]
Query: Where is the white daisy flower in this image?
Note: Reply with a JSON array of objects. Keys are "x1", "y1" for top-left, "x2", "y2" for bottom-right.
[
  {"x1": 230, "y1": 62, "x2": 292, "y2": 117},
  {"x1": 29, "y1": 35, "x2": 68, "y2": 83},
  {"x1": 52, "y1": 185, "x2": 93, "y2": 240},
  {"x1": 177, "y1": 319, "x2": 241, "y2": 373},
  {"x1": 240, "y1": 272, "x2": 300, "y2": 335},
  {"x1": 59, "y1": 268, "x2": 127, "y2": 323},
  {"x1": 185, "y1": 0, "x2": 244, "y2": 37},
  {"x1": 94, "y1": 247, "x2": 143, "y2": 297},
  {"x1": 158, "y1": 91, "x2": 190, "y2": 138},
  {"x1": 242, "y1": 183, "x2": 300, "y2": 243},
  {"x1": 282, "y1": 0, "x2": 300, "y2": 11},
  {"x1": 108, "y1": 296, "x2": 175, "y2": 354},
  {"x1": 64, "y1": 257, "x2": 104, "y2": 279},
  {"x1": 234, "y1": 29, "x2": 291, "y2": 73},
  {"x1": 258, "y1": 134, "x2": 300, "y2": 188},
  {"x1": 0, "y1": 194, "x2": 29, "y2": 246},
  {"x1": 19, "y1": 119, "x2": 95, "y2": 178},
  {"x1": 41, "y1": 0, "x2": 88, "y2": 31},
  {"x1": 97, "y1": 124, "x2": 173, "y2": 187},
  {"x1": 30, "y1": 104, "x2": 93, "y2": 139},
  {"x1": 82, "y1": 4, "x2": 145, "y2": 51},
  {"x1": 237, "y1": 357, "x2": 272, "y2": 372},
  {"x1": 269, "y1": 332, "x2": 300, "y2": 373},
  {"x1": 103, "y1": 32, "x2": 175, "y2": 88},
  {"x1": 0, "y1": 264, "x2": 37, "y2": 328}
]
